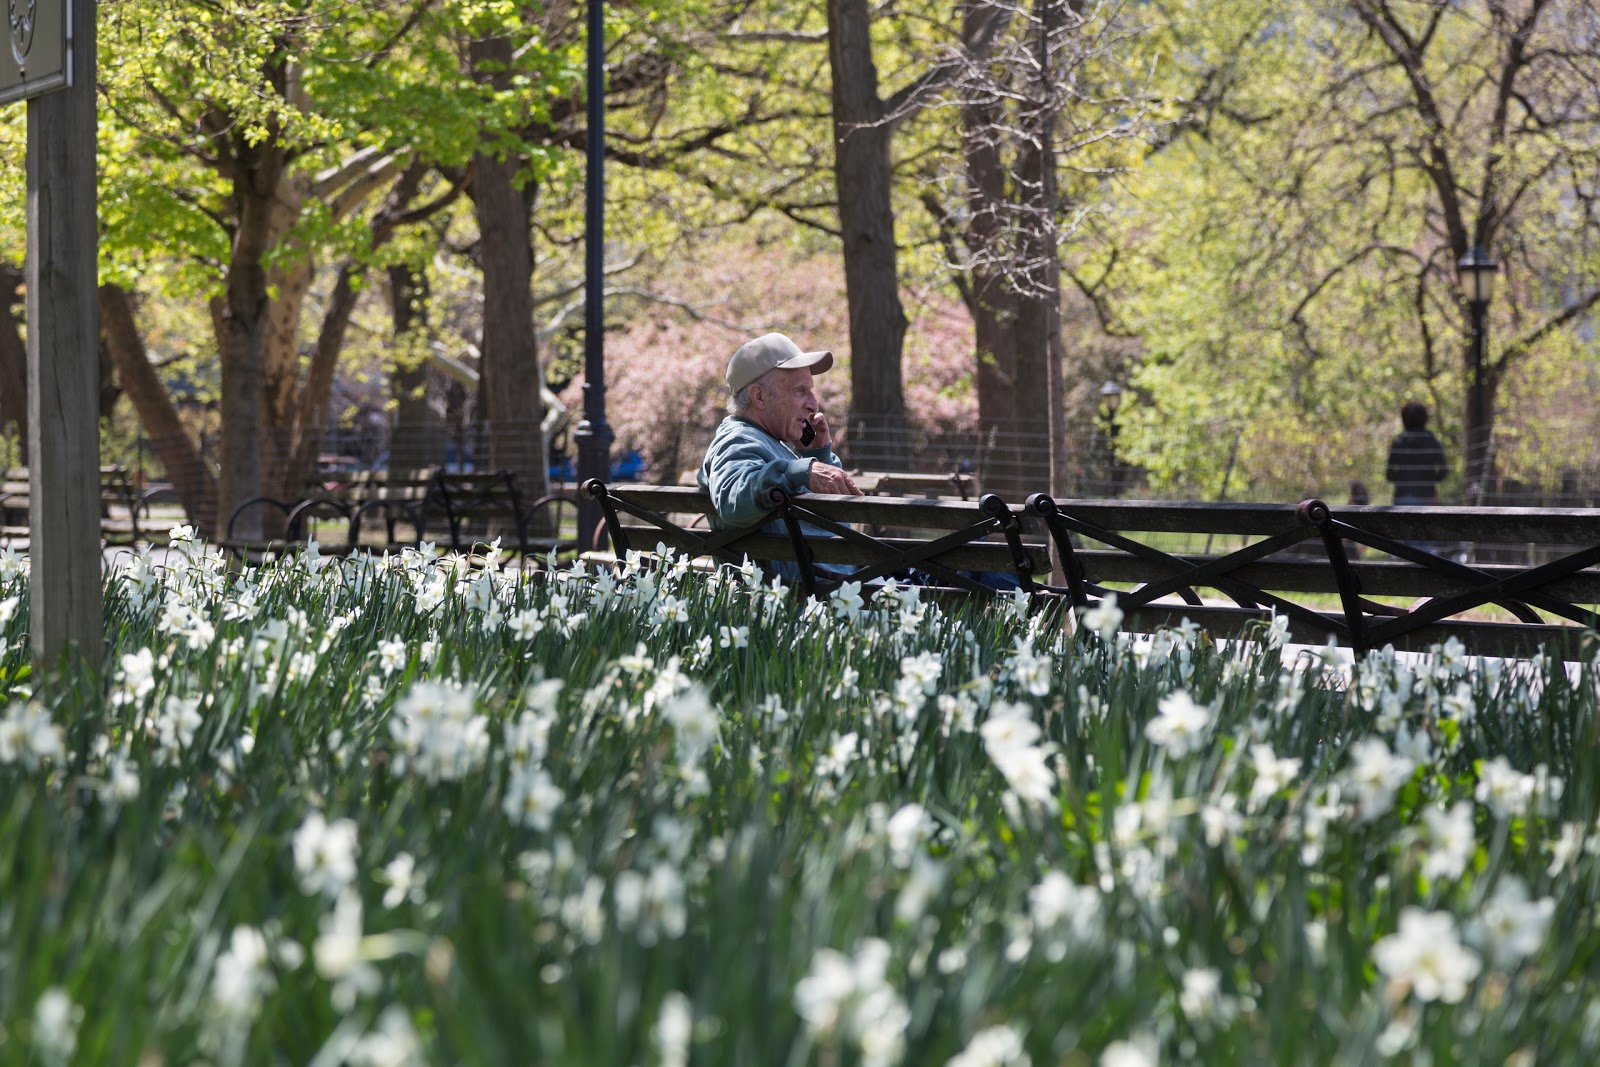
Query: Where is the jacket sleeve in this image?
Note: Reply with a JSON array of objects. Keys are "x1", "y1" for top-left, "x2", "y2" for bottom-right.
[
  {"x1": 798, "y1": 445, "x2": 844, "y2": 468},
  {"x1": 705, "y1": 438, "x2": 814, "y2": 528},
  {"x1": 1427, "y1": 438, "x2": 1449, "y2": 483}
]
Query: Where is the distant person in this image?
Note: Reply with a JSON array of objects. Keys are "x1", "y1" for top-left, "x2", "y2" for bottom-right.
[{"x1": 1384, "y1": 401, "x2": 1448, "y2": 505}]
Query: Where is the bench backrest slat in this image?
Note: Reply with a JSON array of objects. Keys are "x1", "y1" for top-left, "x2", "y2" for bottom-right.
[
  {"x1": 1055, "y1": 497, "x2": 1600, "y2": 544},
  {"x1": 617, "y1": 523, "x2": 1047, "y2": 573},
  {"x1": 1078, "y1": 550, "x2": 1600, "y2": 602},
  {"x1": 608, "y1": 486, "x2": 1022, "y2": 533}
]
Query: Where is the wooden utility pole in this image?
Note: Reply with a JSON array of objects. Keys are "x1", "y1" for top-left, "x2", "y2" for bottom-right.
[{"x1": 22, "y1": 0, "x2": 102, "y2": 665}]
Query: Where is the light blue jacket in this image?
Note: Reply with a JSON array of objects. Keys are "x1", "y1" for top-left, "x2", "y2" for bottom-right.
[{"x1": 698, "y1": 416, "x2": 848, "y2": 581}]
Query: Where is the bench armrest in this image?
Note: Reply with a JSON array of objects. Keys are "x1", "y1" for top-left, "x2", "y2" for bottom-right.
[
  {"x1": 225, "y1": 496, "x2": 296, "y2": 541},
  {"x1": 286, "y1": 497, "x2": 360, "y2": 544},
  {"x1": 351, "y1": 497, "x2": 428, "y2": 549}
]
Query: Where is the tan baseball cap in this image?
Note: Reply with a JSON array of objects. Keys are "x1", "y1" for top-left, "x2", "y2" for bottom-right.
[{"x1": 726, "y1": 333, "x2": 834, "y2": 394}]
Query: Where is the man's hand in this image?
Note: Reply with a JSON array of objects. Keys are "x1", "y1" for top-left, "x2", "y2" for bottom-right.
[
  {"x1": 806, "y1": 411, "x2": 836, "y2": 451},
  {"x1": 808, "y1": 461, "x2": 862, "y2": 496}
]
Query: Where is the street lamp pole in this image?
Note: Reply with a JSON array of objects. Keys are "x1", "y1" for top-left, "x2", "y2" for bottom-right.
[
  {"x1": 1468, "y1": 298, "x2": 1487, "y2": 497},
  {"x1": 1099, "y1": 380, "x2": 1123, "y2": 497},
  {"x1": 1456, "y1": 247, "x2": 1497, "y2": 505},
  {"x1": 574, "y1": 0, "x2": 614, "y2": 552}
]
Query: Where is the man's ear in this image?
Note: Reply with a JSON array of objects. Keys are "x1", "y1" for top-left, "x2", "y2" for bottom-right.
[{"x1": 746, "y1": 381, "x2": 765, "y2": 408}]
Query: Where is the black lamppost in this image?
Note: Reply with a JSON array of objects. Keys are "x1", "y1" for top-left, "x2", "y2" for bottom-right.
[
  {"x1": 1456, "y1": 247, "x2": 1497, "y2": 504},
  {"x1": 573, "y1": 0, "x2": 614, "y2": 552},
  {"x1": 1100, "y1": 380, "x2": 1123, "y2": 496}
]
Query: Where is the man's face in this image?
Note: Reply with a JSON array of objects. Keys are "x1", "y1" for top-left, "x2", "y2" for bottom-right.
[{"x1": 752, "y1": 368, "x2": 820, "y2": 445}]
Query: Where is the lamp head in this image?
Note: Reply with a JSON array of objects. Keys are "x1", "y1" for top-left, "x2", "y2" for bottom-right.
[
  {"x1": 1456, "y1": 247, "x2": 1498, "y2": 305},
  {"x1": 1100, "y1": 380, "x2": 1124, "y2": 413}
]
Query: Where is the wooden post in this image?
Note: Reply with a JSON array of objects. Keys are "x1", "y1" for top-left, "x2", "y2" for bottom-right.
[{"x1": 26, "y1": 0, "x2": 102, "y2": 665}]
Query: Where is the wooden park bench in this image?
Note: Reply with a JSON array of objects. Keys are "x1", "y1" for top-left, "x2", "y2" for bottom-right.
[
  {"x1": 1027, "y1": 496, "x2": 1600, "y2": 659},
  {"x1": 853, "y1": 469, "x2": 977, "y2": 500},
  {"x1": 582, "y1": 479, "x2": 1600, "y2": 660},
  {"x1": 430, "y1": 470, "x2": 578, "y2": 560},
  {"x1": 221, "y1": 467, "x2": 442, "y2": 560},
  {"x1": 0, "y1": 465, "x2": 146, "y2": 547},
  {"x1": 586, "y1": 480, "x2": 1049, "y2": 597},
  {"x1": 221, "y1": 467, "x2": 578, "y2": 563}
]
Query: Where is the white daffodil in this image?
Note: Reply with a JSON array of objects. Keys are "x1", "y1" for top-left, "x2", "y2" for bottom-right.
[
  {"x1": 32, "y1": 988, "x2": 81, "y2": 1065},
  {"x1": 1144, "y1": 690, "x2": 1212, "y2": 757},
  {"x1": 1080, "y1": 594, "x2": 1123, "y2": 640},
  {"x1": 1420, "y1": 801, "x2": 1477, "y2": 882},
  {"x1": 292, "y1": 811, "x2": 360, "y2": 899},
  {"x1": 1469, "y1": 875, "x2": 1555, "y2": 967},
  {"x1": 1373, "y1": 907, "x2": 1481, "y2": 1004}
]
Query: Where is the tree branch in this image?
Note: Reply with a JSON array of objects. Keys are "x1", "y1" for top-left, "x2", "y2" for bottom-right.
[{"x1": 1497, "y1": 285, "x2": 1600, "y2": 371}]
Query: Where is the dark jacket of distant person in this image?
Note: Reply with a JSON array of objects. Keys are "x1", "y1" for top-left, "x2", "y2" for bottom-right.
[{"x1": 1384, "y1": 401, "x2": 1449, "y2": 504}]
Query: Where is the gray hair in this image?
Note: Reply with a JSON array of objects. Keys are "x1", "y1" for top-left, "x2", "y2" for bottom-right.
[{"x1": 727, "y1": 369, "x2": 776, "y2": 416}]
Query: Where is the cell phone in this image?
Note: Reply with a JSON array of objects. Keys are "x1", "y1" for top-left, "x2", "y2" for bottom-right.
[{"x1": 800, "y1": 418, "x2": 816, "y2": 447}]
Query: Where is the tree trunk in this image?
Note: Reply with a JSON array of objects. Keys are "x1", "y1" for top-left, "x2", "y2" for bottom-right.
[
  {"x1": 827, "y1": 0, "x2": 909, "y2": 470},
  {"x1": 958, "y1": 0, "x2": 1065, "y2": 503},
  {"x1": 260, "y1": 189, "x2": 313, "y2": 501},
  {"x1": 280, "y1": 262, "x2": 366, "y2": 494},
  {"x1": 1036, "y1": 0, "x2": 1068, "y2": 501},
  {"x1": 101, "y1": 285, "x2": 219, "y2": 535},
  {"x1": 388, "y1": 263, "x2": 438, "y2": 472},
  {"x1": 1010, "y1": 148, "x2": 1055, "y2": 497},
  {"x1": 98, "y1": 337, "x2": 121, "y2": 421},
  {"x1": 275, "y1": 162, "x2": 437, "y2": 498},
  {"x1": 471, "y1": 34, "x2": 548, "y2": 503},
  {"x1": 961, "y1": 35, "x2": 1024, "y2": 499},
  {"x1": 212, "y1": 163, "x2": 279, "y2": 540},
  {"x1": 0, "y1": 265, "x2": 27, "y2": 453}
]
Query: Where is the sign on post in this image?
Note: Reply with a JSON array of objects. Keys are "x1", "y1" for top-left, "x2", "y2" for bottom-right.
[{"x1": 2, "y1": 0, "x2": 69, "y2": 106}]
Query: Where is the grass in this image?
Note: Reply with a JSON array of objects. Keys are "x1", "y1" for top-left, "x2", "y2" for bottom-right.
[{"x1": 0, "y1": 537, "x2": 1596, "y2": 1065}]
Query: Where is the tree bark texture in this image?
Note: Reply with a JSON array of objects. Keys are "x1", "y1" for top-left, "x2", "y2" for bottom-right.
[
  {"x1": 961, "y1": 28, "x2": 1023, "y2": 499},
  {"x1": 1035, "y1": 0, "x2": 1068, "y2": 501},
  {"x1": 0, "y1": 265, "x2": 28, "y2": 450},
  {"x1": 1009, "y1": 114, "x2": 1055, "y2": 493},
  {"x1": 211, "y1": 119, "x2": 285, "y2": 541},
  {"x1": 827, "y1": 0, "x2": 909, "y2": 469},
  {"x1": 100, "y1": 285, "x2": 219, "y2": 535},
  {"x1": 98, "y1": 336, "x2": 121, "y2": 422},
  {"x1": 959, "y1": 0, "x2": 1068, "y2": 503},
  {"x1": 472, "y1": 34, "x2": 549, "y2": 500},
  {"x1": 279, "y1": 162, "x2": 434, "y2": 494},
  {"x1": 261, "y1": 148, "x2": 411, "y2": 501},
  {"x1": 388, "y1": 263, "x2": 439, "y2": 472}
]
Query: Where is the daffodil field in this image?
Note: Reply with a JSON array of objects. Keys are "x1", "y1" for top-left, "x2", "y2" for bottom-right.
[{"x1": 2, "y1": 530, "x2": 1599, "y2": 1066}]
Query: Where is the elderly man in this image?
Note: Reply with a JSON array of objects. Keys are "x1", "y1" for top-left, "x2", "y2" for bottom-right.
[
  {"x1": 699, "y1": 333, "x2": 862, "y2": 578},
  {"x1": 699, "y1": 333, "x2": 1020, "y2": 591}
]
